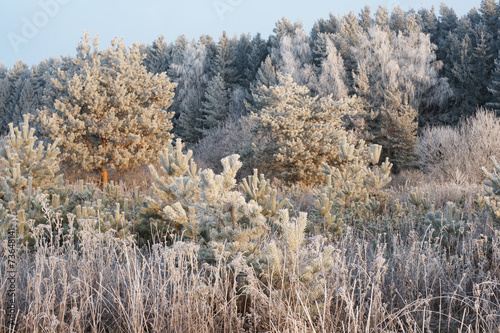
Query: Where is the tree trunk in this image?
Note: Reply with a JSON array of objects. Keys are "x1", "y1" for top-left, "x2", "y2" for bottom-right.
[
  {"x1": 101, "y1": 138, "x2": 108, "y2": 186},
  {"x1": 101, "y1": 168, "x2": 108, "y2": 186}
]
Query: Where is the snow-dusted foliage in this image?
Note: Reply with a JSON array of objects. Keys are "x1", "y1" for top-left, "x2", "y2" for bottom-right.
[
  {"x1": 199, "y1": 73, "x2": 230, "y2": 134},
  {"x1": 171, "y1": 40, "x2": 210, "y2": 143},
  {"x1": 0, "y1": 114, "x2": 60, "y2": 190},
  {"x1": 146, "y1": 140, "x2": 267, "y2": 257},
  {"x1": 352, "y1": 26, "x2": 451, "y2": 111},
  {"x1": 250, "y1": 73, "x2": 364, "y2": 184},
  {"x1": 270, "y1": 22, "x2": 317, "y2": 90},
  {"x1": 315, "y1": 34, "x2": 348, "y2": 99},
  {"x1": 37, "y1": 33, "x2": 176, "y2": 185}
]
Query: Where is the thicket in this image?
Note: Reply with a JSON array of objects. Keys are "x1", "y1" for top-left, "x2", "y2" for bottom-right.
[{"x1": 417, "y1": 108, "x2": 500, "y2": 183}]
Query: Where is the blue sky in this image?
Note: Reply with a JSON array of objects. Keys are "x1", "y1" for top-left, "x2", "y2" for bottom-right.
[{"x1": 1, "y1": 0, "x2": 481, "y2": 68}]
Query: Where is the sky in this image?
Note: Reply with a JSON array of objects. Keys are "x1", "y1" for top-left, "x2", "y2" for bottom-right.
[{"x1": 0, "y1": 0, "x2": 482, "y2": 68}]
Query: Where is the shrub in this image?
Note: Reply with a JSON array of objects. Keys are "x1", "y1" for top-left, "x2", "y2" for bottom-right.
[{"x1": 416, "y1": 108, "x2": 500, "y2": 183}]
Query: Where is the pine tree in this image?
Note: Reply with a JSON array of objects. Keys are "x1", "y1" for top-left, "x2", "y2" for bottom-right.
[
  {"x1": 358, "y1": 5, "x2": 373, "y2": 31},
  {"x1": 5, "y1": 61, "x2": 29, "y2": 129},
  {"x1": 244, "y1": 33, "x2": 269, "y2": 88},
  {"x1": 172, "y1": 41, "x2": 211, "y2": 142},
  {"x1": 199, "y1": 74, "x2": 230, "y2": 134},
  {"x1": 479, "y1": 0, "x2": 498, "y2": 45},
  {"x1": 168, "y1": 34, "x2": 189, "y2": 70},
  {"x1": 390, "y1": 6, "x2": 406, "y2": 32},
  {"x1": 0, "y1": 114, "x2": 60, "y2": 190},
  {"x1": 248, "y1": 56, "x2": 278, "y2": 111},
  {"x1": 377, "y1": 88, "x2": 418, "y2": 171},
  {"x1": 471, "y1": 26, "x2": 494, "y2": 106},
  {"x1": 334, "y1": 11, "x2": 362, "y2": 86},
  {"x1": 311, "y1": 13, "x2": 339, "y2": 45},
  {"x1": 213, "y1": 31, "x2": 239, "y2": 87},
  {"x1": 269, "y1": 17, "x2": 303, "y2": 49},
  {"x1": 0, "y1": 114, "x2": 61, "y2": 240},
  {"x1": 270, "y1": 25, "x2": 316, "y2": 89},
  {"x1": 253, "y1": 56, "x2": 278, "y2": 88},
  {"x1": 375, "y1": 6, "x2": 390, "y2": 32},
  {"x1": 353, "y1": 27, "x2": 449, "y2": 168},
  {"x1": 352, "y1": 26, "x2": 450, "y2": 111},
  {"x1": 198, "y1": 34, "x2": 217, "y2": 62},
  {"x1": 250, "y1": 73, "x2": 360, "y2": 184},
  {"x1": 177, "y1": 90, "x2": 204, "y2": 143},
  {"x1": 486, "y1": 54, "x2": 500, "y2": 115},
  {"x1": 436, "y1": 4, "x2": 458, "y2": 64},
  {"x1": 0, "y1": 77, "x2": 11, "y2": 135},
  {"x1": 235, "y1": 33, "x2": 253, "y2": 88},
  {"x1": 417, "y1": 7, "x2": 438, "y2": 36},
  {"x1": 37, "y1": 33, "x2": 176, "y2": 185},
  {"x1": 316, "y1": 36, "x2": 348, "y2": 99},
  {"x1": 403, "y1": 11, "x2": 422, "y2": 35},
  {"x1": 144, "y1": 35, "x2": 172, "y2": 74}
]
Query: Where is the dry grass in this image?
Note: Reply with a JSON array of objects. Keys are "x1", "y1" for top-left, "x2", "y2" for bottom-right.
[
  {"x1": 1, "y1": 200, "x2": 498, "y2": 332},
  {"x1": 59, "y1": 162, "x2": 157, "y2": 193}
]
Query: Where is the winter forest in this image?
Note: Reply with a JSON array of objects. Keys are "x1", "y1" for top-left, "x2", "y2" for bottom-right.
[{"x1": 0, "y1": 1, "x2": 499, "y2": 332}]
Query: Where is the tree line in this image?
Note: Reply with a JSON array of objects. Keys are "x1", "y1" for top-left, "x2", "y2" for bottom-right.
[{"x1": 1, "y1": 0, "x2": 499, "y2": 183}]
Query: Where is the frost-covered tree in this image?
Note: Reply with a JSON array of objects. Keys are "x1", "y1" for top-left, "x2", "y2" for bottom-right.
[
  {"x1": 253, "y1": 56, "x2": 277, "y2": 89},
  {"x1": 213, "y1": 31, "x2": 239, "y2": 87},
  {"x1": 353, "y1": 27, "x2": 448, "y2": 169},
  {"x1": 4, "y1": 61, "x2": 29, "y2": 130},
  {"x1": 377, "y1": 88, "x2": 418, "y2": 170},
  {"x1": 144, "y1": 35, "x2": 172, "y2": 74},
  {"x1": 334, "y1": 11, "x2": 362, "y2": 85},
  {"x1": 352, "y1": 26, "x2": 451, "y2": 112},
  {"x1": 171, "y1": 41, "x2": 211, "y2": 142},
  {"x1": 145, "y1": 140, "x2": 267, "y2": 257},
  {"x1": 244, "y1": 33, "x2": 269, "y2": 88},
  {"x1": 229, "y1": 85, "x2": 248, "y2": 118},
  {"x1": 250, "y1": 73, "x2": 361, "y2": 184},
  {"x1": 14, "y1": 62, "x2": 49, "y2": 128},
  {"x1": 270, "y1": 24, "x2": 316, "y2": 89},
  {"x1": 311, "y1": 13, "x2": 339, "y2": 47},
  {"x1": 358, "y1": 5, "x2": 374, "y2": 31},
  {"x1": 375, "y1": 6, "x2": 390, "y2": 32},
  {"x1": 0, "y1": 76, "x2": 11, "y2": 134},
  {"x1": 436, "y1": 4, "x2": 458, "y2": 64},
  {"x1": 248, "y1": 56, "x2": 278, "y2": 111},
  {"x1": 471, "y1": 24, "x2": 495, "y2": 106},
  {"x1": 417, "y1": 7, "x2": 438, "y2": 36},
  {"x1": 316, "y1": 35, "x2": 348, "y2": 99},
  {"x1": 479, "y1": 0, "x2": 498, "y2": 48},
  {"x1": 390, "y1": 6, "x2": 406, "y2": 32},
  {"x1": 0, "y1": 114, "x2": 62, "y2": 240},
  {"x1": 486, "y1": 54, "x2": 500, "y2": 115},
  {"x1": 198, "y1": 34, "x2": 217, "y2": 62},
  {"x1": 269, "y1": 17, "x2": 304, "y2": 49},
  {"x1": 37, "y1": 33, "x2": 176, "y2": 185},
  {"x1": 199, "y1": 73, "x2": 230, "y2": 134},
  {"x1": 234, "y1": 33, "x2": 253, "y2": 88},
  {"x1": 0, "y1": 114, "x2": 60, "y2": 190}
]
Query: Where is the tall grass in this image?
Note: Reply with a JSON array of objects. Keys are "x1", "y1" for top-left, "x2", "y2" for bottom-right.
[{"x1": 1, "y1": 199, "x2": 498, "y2": 332}]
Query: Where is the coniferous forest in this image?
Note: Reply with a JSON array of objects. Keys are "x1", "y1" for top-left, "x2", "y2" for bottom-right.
[{"x1": 0, "y1": 1, "x2": 499, "y2": 332}]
